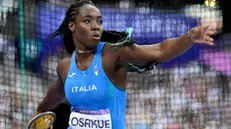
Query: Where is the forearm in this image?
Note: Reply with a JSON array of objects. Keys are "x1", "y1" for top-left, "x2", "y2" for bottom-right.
[
  {"x1": 36, "y1": 84, "x2": 65, "y2": 113},
  {"x1": 158, "y1": 32, "x2": 193, "y2": 62}
]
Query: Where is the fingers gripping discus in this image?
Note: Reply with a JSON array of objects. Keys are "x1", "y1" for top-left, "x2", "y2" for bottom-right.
[{"x1": 26, "y1": 111, "x2": 56, "y2": 129}]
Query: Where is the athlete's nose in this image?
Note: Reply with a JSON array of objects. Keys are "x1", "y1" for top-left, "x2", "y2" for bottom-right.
[{"x1": 91, "y1": 21, "x2": 100, "y2": 31}]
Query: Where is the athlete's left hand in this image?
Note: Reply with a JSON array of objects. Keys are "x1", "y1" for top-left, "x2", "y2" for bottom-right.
[{"x1": 188, "y1": 24, "x2": 215, "y2": 46}]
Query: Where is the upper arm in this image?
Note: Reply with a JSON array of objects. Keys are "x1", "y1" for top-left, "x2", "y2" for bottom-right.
[
  {"x1": 36, "y1": 57, "x2": 71, "y2": 111},
  {"x1": 56, "y1": 57, "x2": 71, "y2": 83},
  {"x1": 47, "y1": 76, "x2": 65, "y2": 101},
  {"x1": 118, "y1": 43, "x2": 164, "y2": 66},
  {"x1": 49, "y1": 57, "x2": 71, "y2": 101}
]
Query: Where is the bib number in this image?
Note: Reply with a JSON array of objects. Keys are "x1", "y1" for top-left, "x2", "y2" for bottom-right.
[{"x1": 69, "y1": 108, "x2": 112, "y2": 129}]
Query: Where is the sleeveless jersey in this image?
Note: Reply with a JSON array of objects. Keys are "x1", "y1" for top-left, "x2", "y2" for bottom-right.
[{"x1": 64, "y1": 42, "x2": 127, "y2": 129}]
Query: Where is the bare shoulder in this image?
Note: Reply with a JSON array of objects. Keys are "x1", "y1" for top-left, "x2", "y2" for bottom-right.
[
  {"x1": 57, "y1": 56, "x2": 71, "y2": 70},
  {"x1": 102, "y1": 44, "x2": 121, "y2": 57},
  {"x1": 102, "y1": 43, "x2": 138, "y2": 63},
  {"x1": 56, "y1": 56, "x2": 72, "y2": 81},
  {"x1": 101, "y1": 44, "x2": 128, "y2": 88}
]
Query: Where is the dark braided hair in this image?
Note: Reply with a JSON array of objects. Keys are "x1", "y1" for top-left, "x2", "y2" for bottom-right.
[
  {"x1": 50, "y1": 0, "x2": 95, "y2": 54},
  {"x1": 50, "y1": 0, "x2": 156, "y2": 73}
]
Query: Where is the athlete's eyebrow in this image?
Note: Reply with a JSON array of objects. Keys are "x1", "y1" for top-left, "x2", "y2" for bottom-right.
[{"x1": 83, "y1": 15, "x2": 102, "y2": 19}]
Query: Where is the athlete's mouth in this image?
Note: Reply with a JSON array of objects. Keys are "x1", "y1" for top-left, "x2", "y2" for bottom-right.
[{"x1": 92, "y1": 34, "x2": 101, "y2": 40}]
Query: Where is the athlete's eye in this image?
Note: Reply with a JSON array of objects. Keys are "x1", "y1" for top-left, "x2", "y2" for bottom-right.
[
  {"x1": 97, "y1": 20, "x2": 103, "y2": 25},
  {"x1": 83, "y1": 19, "x2": 91, "y2": 24}
]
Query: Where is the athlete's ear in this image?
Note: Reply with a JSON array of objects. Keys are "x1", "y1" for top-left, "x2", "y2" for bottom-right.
[{"x1": 68, "y1": 22, "x2": 75, "y2": 32}]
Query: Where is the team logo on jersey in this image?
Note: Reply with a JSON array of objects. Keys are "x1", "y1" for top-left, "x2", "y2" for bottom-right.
[
  {"x1": 69, "y1": 72, "x2": 76, "y2": 78},
  {"x1": 94, "y1": 65, "x2": 99, "y2": 76}
]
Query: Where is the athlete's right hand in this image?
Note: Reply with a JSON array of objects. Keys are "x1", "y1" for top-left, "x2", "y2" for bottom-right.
[{"x1": 28, "y1": 111, "x2": 40, "y2": 122}]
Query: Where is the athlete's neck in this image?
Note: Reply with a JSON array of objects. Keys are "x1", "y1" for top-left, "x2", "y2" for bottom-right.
[
  {"x1": 75, "y1": 48, "x2": 95, "y2": 71},
  {"x1": 75, "y1": 48, "x2": 96, "y2": 54}
]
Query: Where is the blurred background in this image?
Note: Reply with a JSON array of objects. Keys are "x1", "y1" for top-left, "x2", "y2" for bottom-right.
[{"x1": 0, "y1": 0, "x2": 231, "y2": 129}]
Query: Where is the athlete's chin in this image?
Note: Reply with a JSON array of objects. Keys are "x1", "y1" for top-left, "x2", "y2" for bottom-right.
[
  {"x1": 91, "y1": 39, "x2": 100, "y2": 45},
  {"x1": 87, "y1": 41, "x2": 100, "y2": 49},
  {"x1": 92, "y1": 38, "x2": 101, "y2": 43}
]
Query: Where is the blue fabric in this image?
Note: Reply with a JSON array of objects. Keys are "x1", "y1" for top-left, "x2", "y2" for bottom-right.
[{"x1": 65, "y1": 42, "x2": 127, "y2": 129}]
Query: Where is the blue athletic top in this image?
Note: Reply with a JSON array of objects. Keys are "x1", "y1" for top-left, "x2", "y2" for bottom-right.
[{"x1": 65, "y1": 42, "x2": 127, "y2": 129}]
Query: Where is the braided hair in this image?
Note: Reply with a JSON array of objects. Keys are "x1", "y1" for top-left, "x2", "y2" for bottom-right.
[
  {"x1": 50, "y1": 0, "x2": 94, "y2": 54},
  {"x1": 50, "y1": 0, "x2": 156, "y2": 73}
]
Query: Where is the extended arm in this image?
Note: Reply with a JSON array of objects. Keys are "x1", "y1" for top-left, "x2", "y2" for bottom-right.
[{"x1": 119, "y1": 24, "x2": 215, "y2": 65}]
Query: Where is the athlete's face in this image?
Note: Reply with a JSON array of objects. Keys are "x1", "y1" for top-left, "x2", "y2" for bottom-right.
[{"x1": 68, "y1": 4, "x2": 103, "y2": 49}]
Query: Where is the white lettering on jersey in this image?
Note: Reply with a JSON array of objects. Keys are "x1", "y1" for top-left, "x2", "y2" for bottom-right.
[{"x1": 72, "y1": 85, "x2": 97, "y2": 93}]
